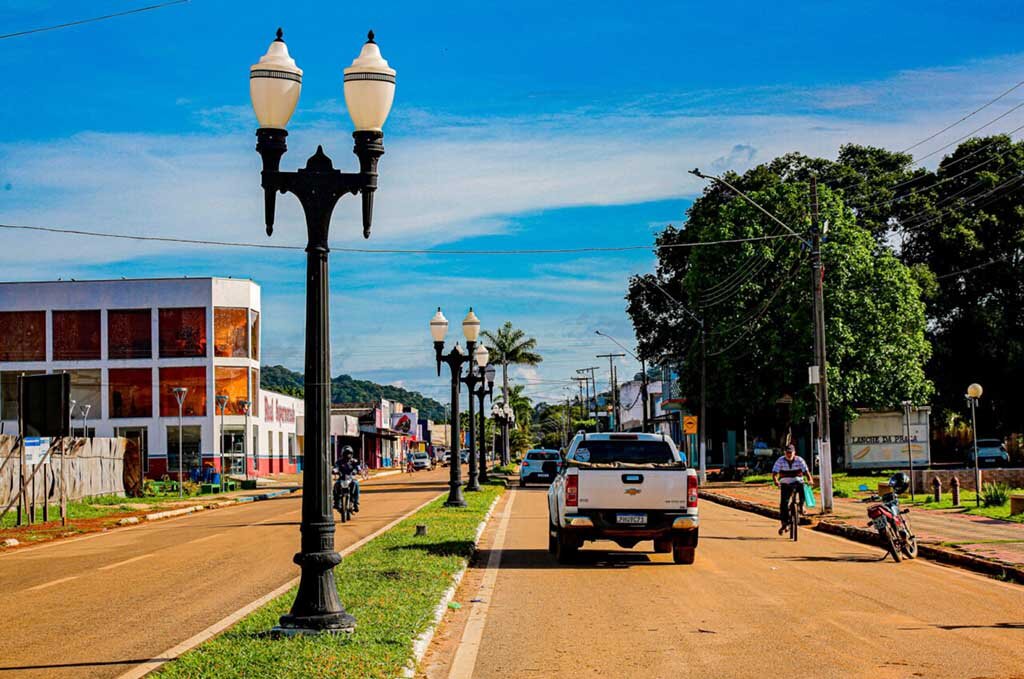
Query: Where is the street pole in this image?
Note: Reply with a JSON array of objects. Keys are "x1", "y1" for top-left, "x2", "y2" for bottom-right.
[
  {"x1": 699, "y1": 318, "x2": 707, "y2": 485},
  {"x1": 173, "y1": 388, "x2": 187, "y2": 496},
  {"x1": 966, "y1": 384, "x2": 983, "y2": 507},
  {"x1": 476, "y1": 365, "x2": 494, "y2": 485},
  {"x1": 902, "y1": 400, "x2": 915, "y2": 502},
  {"x1": 242, "y1": 399, "x2": 252, "y2": 481},
  {"x1": 460, "y1": 362, "x2": 482, "y2": 493},
  {"x1": 594, "y1": 330, "x2": 649, "y2": 432},
  {"x1": 250, "y1": 29, "x2": 397, "y2": 635},
  {"x1": 216, "y1": 395, "x2": 228, "y2": 491},
  {"x1": 80, "y1": 404, "x2": 91, "y2": 439},
  {"x1": 597, "y1": 353, "x2": 625, "y2": 432},
  {"x1": 809, "y1": 176, "x2": 834, "y2": 512}
]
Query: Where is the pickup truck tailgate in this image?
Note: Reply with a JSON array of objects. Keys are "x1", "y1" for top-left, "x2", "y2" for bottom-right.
[{"x1": 577, "y1": 469, "x2": 690, "y2": 511}]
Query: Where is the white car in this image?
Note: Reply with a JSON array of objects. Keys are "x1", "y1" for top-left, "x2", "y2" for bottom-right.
[
  {"x1": 548, "y1": 432, "x2": 699, "y2": 564},
  {"x1": 520, "y1": 449, "x2": 562, "y2": 486},
  {"x1": 411, "y1": 451, "x2": 432, "y2": 470}
]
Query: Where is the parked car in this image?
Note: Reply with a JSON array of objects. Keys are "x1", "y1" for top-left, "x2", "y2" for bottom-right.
[
  {"x1": 967, "y1": 439, "x2": 1010, "y2": 466},
  {"x1": 459, "y1": 449, "x2": 470, "y2": 464},
  {"x1": 411, "y1": 451, "x2": 433, "y2": 470},
  {"x1": 439, "y1": 450, "x2": 451, "y2": 466},
  {"x1": 548, "y1": 432, "x2": 699, "y2": 565},
  {"x1": 520, "y1": 449, "x2": 562, "y2": 486}
]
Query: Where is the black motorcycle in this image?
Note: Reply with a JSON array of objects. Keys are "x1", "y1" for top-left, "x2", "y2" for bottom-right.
[{"x1": 333, "y1": 470, "x2": 357, "y2": 523}]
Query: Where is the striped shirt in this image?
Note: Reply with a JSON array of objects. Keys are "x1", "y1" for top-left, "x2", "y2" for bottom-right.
[{"x1": 772, "y1": 455, "x2": 809, "y2": 484}]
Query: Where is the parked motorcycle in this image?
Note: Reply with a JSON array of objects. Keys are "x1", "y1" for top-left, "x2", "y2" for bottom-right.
[
  {"x1": 866, "y1": 472, "x2": 918, "y2": 562},
  {"x1": 333, "y1": 470, "x2": 357, "y2": 523}
]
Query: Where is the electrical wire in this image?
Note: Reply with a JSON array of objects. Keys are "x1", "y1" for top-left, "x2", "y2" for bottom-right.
[
  {"x1": 0, "y1": 223, "x2": 791, "y2": 256},
  {"x1": 935, "y1": 253, "x2": 1015, "y2": 280},
  {"x1": 900, "y1": 79, "x2": 1024, "y2": 154},
  {"x1": 0, "y1": 0, "x2": 189, "y2": 40}
]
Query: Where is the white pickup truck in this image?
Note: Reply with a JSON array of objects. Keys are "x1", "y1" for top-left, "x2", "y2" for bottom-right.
[{"x1": 547, "y1": 432, "x2": 699, "y2": 564}]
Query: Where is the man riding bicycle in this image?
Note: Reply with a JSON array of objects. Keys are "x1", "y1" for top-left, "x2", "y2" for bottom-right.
[{"x1": 772, "y1": 444, "x2": 813, "y2": 535}]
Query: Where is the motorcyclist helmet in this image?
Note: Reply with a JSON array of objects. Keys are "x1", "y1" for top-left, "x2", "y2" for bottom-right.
[
  {"x1": 341, "y1": 445, "x2": 355, "y2": 458},
  {"x1": 888, "y1": 472, "x2": 910, "y2": 494}
]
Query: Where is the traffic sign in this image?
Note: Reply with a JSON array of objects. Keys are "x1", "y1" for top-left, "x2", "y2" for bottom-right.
[{"x1": 683, "y1": 416, "x2": 698, "y2": 435}]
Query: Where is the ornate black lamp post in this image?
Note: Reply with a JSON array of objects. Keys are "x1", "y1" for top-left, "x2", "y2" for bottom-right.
[
  {"x1": 460, "y1": 344, "x2": 490, "y2": 492},
  {"x1": 250, "y1": 28, "x2": 396, "y2": 635},
  {"x1": 431, "y1": 307, "x2": 483, "y2": 506},
  {"x1": 474, "y1": 364, "x2": 496, "y2": 484}
]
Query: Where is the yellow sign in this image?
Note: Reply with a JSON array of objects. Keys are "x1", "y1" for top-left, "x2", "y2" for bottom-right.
[{"x1": 683, "y1": 416, "x2": 698, "y2": 434}]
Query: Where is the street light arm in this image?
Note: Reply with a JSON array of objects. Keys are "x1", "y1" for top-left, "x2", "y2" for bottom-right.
[
  {"x1": 594, "y1": 330, "x2": 641, "y2": 363},
  {"x1": 689, "y1": 167, "x2": 811, "y2": 247}
]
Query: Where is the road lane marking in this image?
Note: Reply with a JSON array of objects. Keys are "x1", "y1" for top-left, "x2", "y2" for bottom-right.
[
  {"x1": 117, "y1": 489, "x2": 448, "y2": 679},
  {"x1": 186, "y1": 532, "x2": 227, "y2": 545},
  {"x1": 98, "y1": 553, "x2": 154, "y2": 571},
  {"x1": 448, "y1": 490, "x2": 518, "y2": 679},
  {"x1": 25, "y1": 575, "x2": 79, "y2": 591}
]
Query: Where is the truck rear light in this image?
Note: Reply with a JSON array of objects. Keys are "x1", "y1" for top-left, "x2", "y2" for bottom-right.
[
  {"x1": 687, "y1": 474, "x2": 698, "y2": 508},
  {"x1": 566, "y1": 473, "x2": 579, "y2": 507}
]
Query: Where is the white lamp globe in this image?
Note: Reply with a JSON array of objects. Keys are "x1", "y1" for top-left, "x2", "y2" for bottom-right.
[
  {"x1": 474, "y1": 344, "x2": 490, "y2": 368},
  {"x1": 462, "y1": 308, "x2": 481, "y2": 343},
  {"x1": 250, "y1": 29, "x2": 303, "y2": 130},
  {"x1": 430, "y1": 307, "x2": 449, "y2": 342},
  {"x1": 343, "y1": 31, "x2": 396, "y2": 132},
  {"x1": 967, "y1": 383, "x2": 984, "y2": 399}
]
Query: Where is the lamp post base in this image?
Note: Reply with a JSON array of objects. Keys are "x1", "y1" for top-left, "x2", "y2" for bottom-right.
[
  {"x1": 272, "y1": 613, "x2": 356, "y2": 636},
  {"x1": 465, "y1": 479, "x2": 481, "y2": 492},
  {"x1": 445, "y1": 484, "x2": 467, "y2": 507}
]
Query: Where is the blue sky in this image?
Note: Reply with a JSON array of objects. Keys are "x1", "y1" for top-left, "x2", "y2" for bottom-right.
[{"x1": 2, "y1": 0, "x2": 1024, "y2": 403}]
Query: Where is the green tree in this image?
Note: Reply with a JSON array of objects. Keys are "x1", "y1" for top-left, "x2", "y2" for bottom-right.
[
  {"x1": 898, "y1": 135, "x2": 1024, "y2": 433},
  {"x1": 627, "y1": 165, "x2": 933, "y2": 432},
  {"x1": 481, "y1": 322, "x2": 543, "y2": 462}
]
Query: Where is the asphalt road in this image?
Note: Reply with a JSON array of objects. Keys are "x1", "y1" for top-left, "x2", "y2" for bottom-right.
[
  {"x1": 0, "y1": 466, "x2": 453, "y2": 679},
  {"x1": 422, "y1": 487, "x2": 1024, "y2": 679}
]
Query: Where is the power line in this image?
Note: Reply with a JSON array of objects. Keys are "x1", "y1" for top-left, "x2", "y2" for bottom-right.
[
  {"x1": 0, "y1": 0, "x2": 189, "y2": 40},
  {"x1": 899, "y1": 79, "x2": 1024, "y2": 154},
  {"x1": 935, "y1": 253, "x2": 1015, "y2": 280},
  {"x1": 0, "y1": 222, "x2": 789, "y2": 256}
]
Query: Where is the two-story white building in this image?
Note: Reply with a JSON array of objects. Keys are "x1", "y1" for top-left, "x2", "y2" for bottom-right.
[{"x1": 0, "y1": 277, "x2": 303, "y2": 478}]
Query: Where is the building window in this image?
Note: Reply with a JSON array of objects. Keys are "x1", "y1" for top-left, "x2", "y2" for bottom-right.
[
  {"x1": 158, "y1": 307, "x2": 207, "y2": 358},
  {"x1": 109, "y1": 368, "x2": 153, "y2": 419},
  {"x1": 250, "y1": 368, "x2": 260, "y2": 417},
  {"x1": 108, "y1": 309, "x2": 152, "y2": 359},
  {"x1": 115, "y1": 426, "x2": 149, "y2": 473},
  {"x1": 279, "y1": 432, "x2": 284, "y2": 459},
  {"x1": 159, "y1": 366, "x2": 207, "y2": 416},
  {"x1": 214, "y1": 307, "x2": 249, "y2": 358},
  {"x1": 250, "y1": 310, "x2": 260, "y2": 361},
  {"x1": 268, "y1": 430, "x2": 274, "y2": 455},
  {"x1": 0, "y1": 311, "x2": 46, "y2": 362},
  {"x1": 214, "y1": 367, "x2": 248, "y2": 415},
  {"x1": 166, "y1": 425, "x2": 202, "y2": 474},
  {"x1": 0, "y1": 370, "x2": 44, "y2": 420},
  {"x1": 253, "y1": 424, "x2": 260, "y2": 470},
  {"x1": 52, "y1": 310, "x2": 101, "y2": 360},
  {"x1": 68, "y1": 369, "x2": 101, "y2": 414},
  {"x1": 288, "y1": 434, "x2": 296, "y2": 463}
]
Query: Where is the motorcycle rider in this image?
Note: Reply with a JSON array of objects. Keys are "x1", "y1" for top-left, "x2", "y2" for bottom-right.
[
  {"x1": 772, "y1": 443, "x2": 813, "y2": 535},
  {"x1": 334, "y1": 446, "x2": 361, "y2": 513}
]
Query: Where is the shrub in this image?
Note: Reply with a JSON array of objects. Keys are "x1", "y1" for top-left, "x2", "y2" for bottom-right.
[
  {"x1": 833, "y1": 488, "x2": 851, "y2": 498},
  {"x1": 982, "y1": 482, "x2": 1010, "y2": 507}
]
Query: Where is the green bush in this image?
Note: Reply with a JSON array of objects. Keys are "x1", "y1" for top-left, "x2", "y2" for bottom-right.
[
  {"x1": 833, "y1": 488, "x2": 851, "y2": 498},
  {"x1": 982, "y1": 482, "x2": 1010, "y2": 507}
]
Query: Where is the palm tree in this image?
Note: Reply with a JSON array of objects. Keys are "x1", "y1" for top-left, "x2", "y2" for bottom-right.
[{"x1": 482, "y1": 322, "x2": 542, "y2": 463}]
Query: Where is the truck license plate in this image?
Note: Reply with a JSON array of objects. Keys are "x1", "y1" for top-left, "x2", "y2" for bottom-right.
[{"x1": 616, "y1": 513, "x2": 647, "y2": 525}]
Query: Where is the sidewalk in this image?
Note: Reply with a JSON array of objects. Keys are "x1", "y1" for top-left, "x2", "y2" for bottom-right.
[{"x1": 704, "y1": 481, "x2": 1024, "y2": 580}]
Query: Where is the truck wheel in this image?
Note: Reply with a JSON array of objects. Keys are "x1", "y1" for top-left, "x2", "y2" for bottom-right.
[
  {"x1": 653, "y1": 538, "x2": 673, "y2": 554},
  {"x1": 555, "y1": 529, "x2": 578, "y2": 564},
  {"x1": 672, "y1": 542, "x2": 696, "y2": 565}
]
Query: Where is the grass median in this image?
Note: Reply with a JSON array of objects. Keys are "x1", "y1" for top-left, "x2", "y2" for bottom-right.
[{"x1": 155, "y1": 482, "x2": 504, "y2": 679}]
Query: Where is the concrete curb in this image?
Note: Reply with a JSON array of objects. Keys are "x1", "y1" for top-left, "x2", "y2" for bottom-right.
[
  {"x1": 402, "y1": 491, "x2": 504, "y2": 679},
  {"x1": 703, "y1": 491, "x2": 1024, "y2": 585}
]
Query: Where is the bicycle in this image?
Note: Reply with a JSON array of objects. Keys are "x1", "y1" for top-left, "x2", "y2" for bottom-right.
[{"x1": 782, "y1": 484, "x2": 803, "y2": 541}]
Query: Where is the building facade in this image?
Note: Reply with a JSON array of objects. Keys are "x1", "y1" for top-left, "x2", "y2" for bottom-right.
[{"x1": 0, "y1": 277, "x2": 303, "y2": 478}]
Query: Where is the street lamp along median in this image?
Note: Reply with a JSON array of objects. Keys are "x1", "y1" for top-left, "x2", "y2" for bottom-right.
[
  {"x1": 432, "y1": 307, "x2": 483, "y2": 506},
  {"x1": 250, "y1": 28, "x2": 396, "y2": 636},
  {"x1": 966, "y1": 383, "x2": 983, "y2": 508},
  {"x1": 460, "y1": 343, "x2": 490, "y2": 491}
]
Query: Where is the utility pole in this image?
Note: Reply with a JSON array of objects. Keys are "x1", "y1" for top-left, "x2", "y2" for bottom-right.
[
  {"x1": 572, "y1": 377, "x2": 587, "y2": 425},
  {"x1": 577, "y1": 367, "x2": 598, "y2": 430},
  {"x1": 597, "y1": 353, "x2": 625, "y2": 432},
  {"x1": 810, "y1": 176, "x2": 834, "y2": 512}
]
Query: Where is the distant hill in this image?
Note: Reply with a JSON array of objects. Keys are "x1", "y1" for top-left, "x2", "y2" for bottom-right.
[{"x1": 260, "y1": 364, "x2": 446, "y2": 422}]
